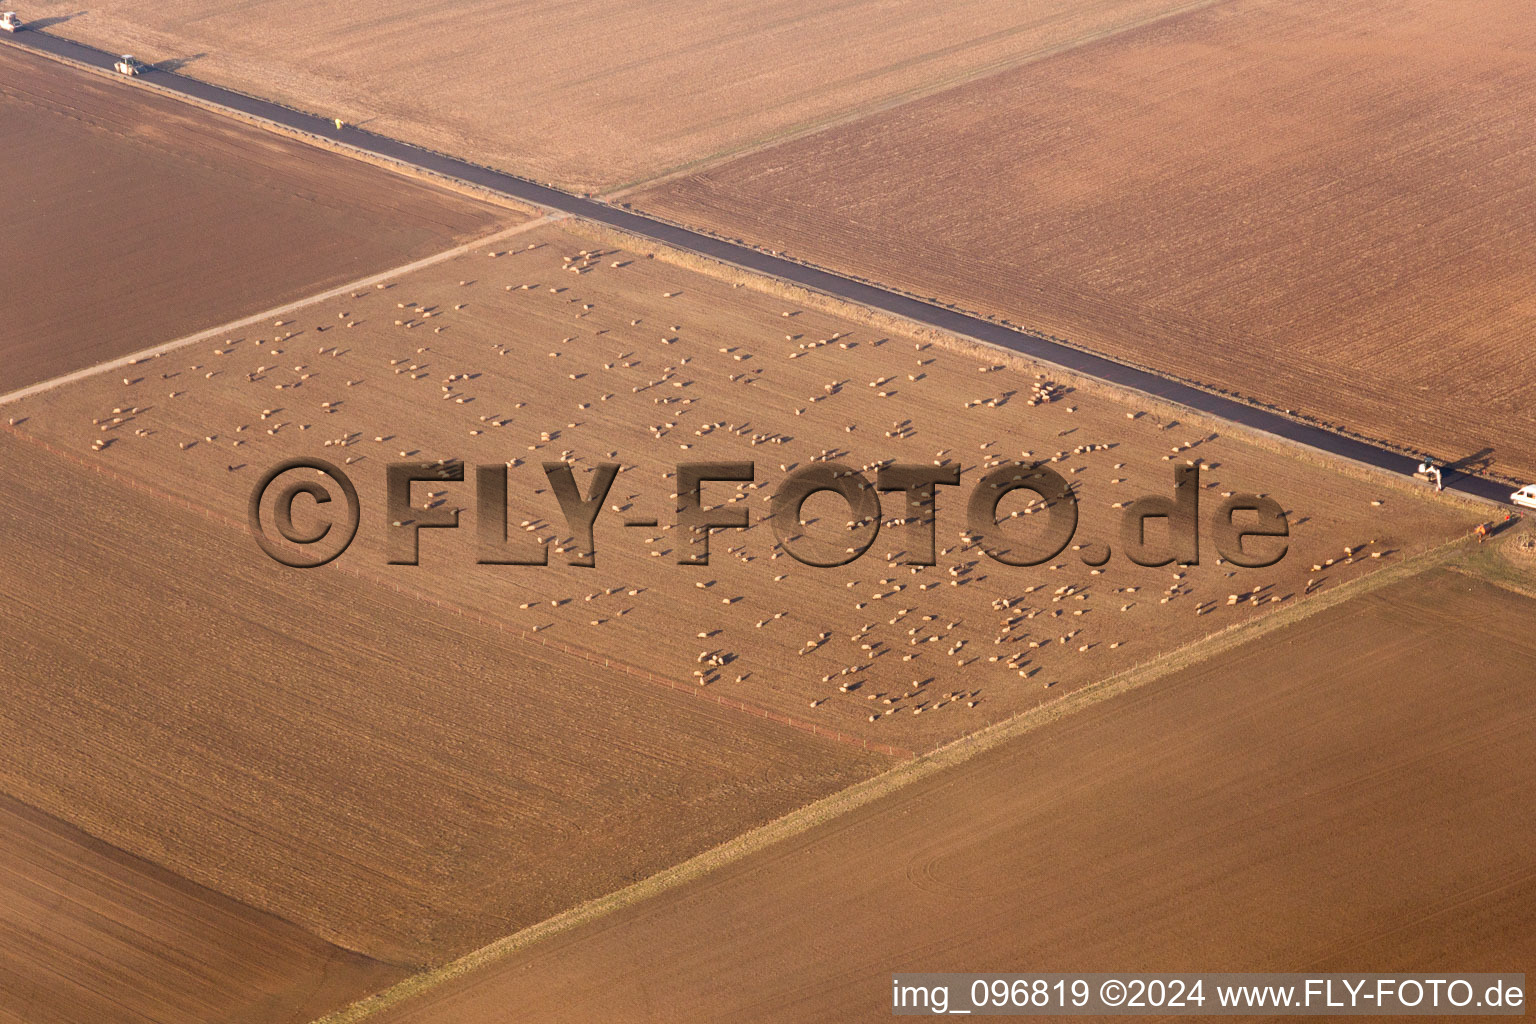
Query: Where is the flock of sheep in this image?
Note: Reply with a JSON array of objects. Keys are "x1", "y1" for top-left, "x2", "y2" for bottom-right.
[{"x1": 67, "y1": 233, "x2": 1396, "y2": 737}]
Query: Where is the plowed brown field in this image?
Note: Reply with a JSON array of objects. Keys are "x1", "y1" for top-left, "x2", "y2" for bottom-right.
[
  {"x1": 16, "y1": 0, "x2": 1209, "y2": 190},
  {"x1": 370, "y1": 566, "x2": 1536, "y2": 1023},
  {"x1": 636, "y1": 0, "x2": 1536, "y2": 481},
  {"x1": 0, "y1": 429, "x2": 881, "y2": 973},
  {"x1": 3, "y1": 221, "x2": 1474, "y2": 759},
  {"x1": 5, "y1": 9, "x2": 1516, "y2": 1015},
  {"x1": 0, "y1": 45, "x2": 511, "y2": 393},
  {"x1": 0, "y1": 793, "x2": 403, "y2": 1024}
]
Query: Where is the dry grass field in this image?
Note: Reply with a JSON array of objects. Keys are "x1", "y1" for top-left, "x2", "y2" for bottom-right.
[
  {"x1": 368, "y1": 563, "x2": 1536, "y2": 1023},
  {"x1": 5, "y1": 7, "x2": 1525, "y2": 1022},
  {"x1": 3, "y1": 221, "x2": 1476, "y2": 760},
  {"x1": 17, "y1": 0, "x2": 1210, "y2": 191},
  {"x1": 635, "y1": 0, "x2": 1536, "y2": 482},
  {"x1": 0, "y1": 428, "x2": 881, "y2": 975},
  {"x1": 0, "y1": 45, "x2": 511, "y2": 393},
  {"x1": 0, "y1": 793, "x2": 403, "y2": 1024}
]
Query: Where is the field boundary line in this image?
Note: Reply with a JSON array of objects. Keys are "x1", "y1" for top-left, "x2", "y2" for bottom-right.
[
  {"x1": 1448, "y1": 562, "x2": 1536, "y2": 603},
  {"x1": 1445, "y1": 523, "x2": 1536, "y2": 602},
  {"x1": 0, "y1": 37, "x2": 541, "y2": 218},
  {"x1": 311, "y1": 533, "x2": 1472, "y2": 1024},
  {"x1": 562, "y1": 217, "x2": 1512, "y2": 517},
  {"x1": 0, "y1": 217, "x2": 558, "y2": 410},
  {"x1": 4, "y1": 30, "x2": 1521, "y2": 504},
  {"x1": 598, "y1": 0, "x2": 1236, "y2": 199},
  {"x1": 0, "y1": 422, "x2": 908, "y2": 761},
  {"x1": 7, "y1": 0, "x2": 1231, "y2": 203}
]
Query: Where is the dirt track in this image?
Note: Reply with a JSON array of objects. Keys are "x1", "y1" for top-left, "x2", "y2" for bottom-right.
[
  {"x1": 636, "y1": 0, "x2": 1536, "y2": 482},
  {"x1": 0, "y1": 45, "x2": 509, "y2": 393},
  {"x1": 370, "y1": 566, "x2": 1536, "y2": 1023},
  {"x1": 0, "y1": 793, "x2": 403, "y2": 1024},
  {"x1": 0, "y1": 430, "x2": 881, "y2": 971},
  {"x1": 1, "y1": 20, "x2": 1515, "y2": 1014},
  {"x1": 14, "y1": 0, "x2": 1203, "y2": 191}
]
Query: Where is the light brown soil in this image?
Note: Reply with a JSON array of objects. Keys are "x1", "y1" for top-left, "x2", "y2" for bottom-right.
[
  {"x1": 371, "y1": 567, "x2": 1536, "y2": 1023},
  {"x1": 0, "y1": 792, "x2": 404, "y2": 1024},
  {"x1": 0, "y1": 46, "x2": 511, "y2": 394},
  {"x1": 5, "y1": 221, "x2": 1475, "y2": 759},
  {"x1": 18, "y1": 0, "x2": 1205, "y2": 191},
  {"x1": 635, "y1": 0, "x2": 1536, "y2": 481},
  {"x1": 0, "y1": 429, "x2": 882, "y2": 969}
]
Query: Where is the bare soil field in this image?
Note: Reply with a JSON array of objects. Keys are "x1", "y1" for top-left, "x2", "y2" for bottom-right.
[
  {"x1": 0, "y1": 45, "x2": 511, "y2": 393},
  {"x1": 636, "y1": 0, "x2": 1536, "y2": 481},
  {"x1": 0, "y1": 792, "x2": 403, "y2": 1024},
  {"x1": 370, "y1": 565, "x2": 1536, "y2": 1023},
  {"x1": 17, "y1": 0, "x2": 1208, "y2": 191},
  {"x1": 0, "y1": 429, "x2": 881, "y2": 970},
  {"x1": 4, "y1": 221, "x2": 1475, "y2": 759}
]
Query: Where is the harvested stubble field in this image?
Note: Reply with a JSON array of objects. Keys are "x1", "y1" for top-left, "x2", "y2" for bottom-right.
[
  {"x1": 369, "y1": 564, "x2": 1536, "y2": 1023},
  {"x1": 0, "y1": 792, "x2": 403, "y2": 1024},
  {"x1": 635, "y1": 0, "x2": 1536, "y2": 482},
  {"x1": 19, "y1": 0, "x2": 1209, "y2": 191},
  {"x1": 0, "y1": 45, "x2": 511, "y2": 393},
  {"x1": 0, "y1": 428, "x2": 881, "y2": 987},
  {"x1": 4, "y1": 221, "x2": 1475, "y2": 761}
]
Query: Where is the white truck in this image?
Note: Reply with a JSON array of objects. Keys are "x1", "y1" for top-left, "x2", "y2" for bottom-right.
[
  {"x1": 114, "y1": 54, "x2": 145, "y2": 75},
  {"x1": 0, "y1": 12, "x2": 23, "y2": 32}
]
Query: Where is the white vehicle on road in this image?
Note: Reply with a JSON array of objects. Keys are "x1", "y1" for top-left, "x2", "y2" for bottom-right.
[
  {"x1": 0, "y1": 12, "x2": 23, "y2": 32},
  {"x1": 114, "y1": 54, "x2": 145, "y2": 75},
  {"x1": 1511, "y1": 485, "x2": 1536, "y2": 510}
]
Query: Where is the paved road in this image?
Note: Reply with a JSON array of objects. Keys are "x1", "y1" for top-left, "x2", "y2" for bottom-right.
[{"x1": 6, "y1": 28, "x2": 1519, "y2": 508}]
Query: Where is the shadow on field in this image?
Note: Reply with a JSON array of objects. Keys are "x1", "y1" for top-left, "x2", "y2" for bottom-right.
[
  {"x1": 1446, "y1": 446, "x2": 1496, "y2": 481},
  {"x1": 27, "y1": 11, "x2": 87, "y2": 30},
  {"x1": 155, "y1": 52, "x2": 207, "y2": 73},
  {"x1": 1488, "y1": 512, "x2": 1523, "y2": 538}
]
